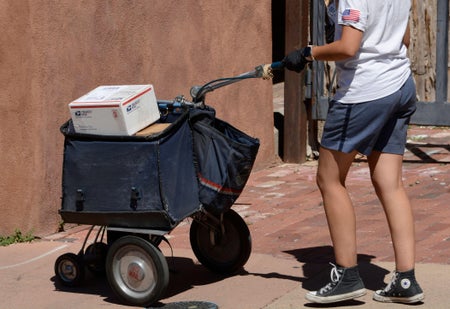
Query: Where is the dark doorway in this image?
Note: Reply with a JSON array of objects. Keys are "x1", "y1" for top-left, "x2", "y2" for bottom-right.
[{"x1": 272, "y1": 0, "x2": 285, "y2": 84}]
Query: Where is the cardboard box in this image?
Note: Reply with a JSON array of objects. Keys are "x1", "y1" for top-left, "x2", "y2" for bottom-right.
[
  {"x1": 69, "y1": 85, "x2": 160, "y2": 135},
  {"x1": 135, "y1": 123, "x2": 171, "y2": 136}
]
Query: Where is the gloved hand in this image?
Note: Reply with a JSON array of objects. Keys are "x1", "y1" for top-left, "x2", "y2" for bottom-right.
[{"x1": 282, "y1": 47, "x2": 312, "y2": 73}]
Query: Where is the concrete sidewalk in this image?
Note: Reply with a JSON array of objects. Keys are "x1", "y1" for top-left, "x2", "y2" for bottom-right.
[
  {"x1": 1, "y1": 125, "x2": 449, "y2": 308},
  {"x1": 1, "y1": 230, "x2": 449, "y2": 308}
]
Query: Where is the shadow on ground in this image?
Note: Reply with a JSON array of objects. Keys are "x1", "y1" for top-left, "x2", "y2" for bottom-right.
[
  {"x1": 52, "y1": 256, "x2": 232, "y2": 307},
  {"x1": 281, "y1": 246, "x2": 395, "y2": 307},
  {"x1": 284, "y1": 246, "x2": 390, "y2": 292}
]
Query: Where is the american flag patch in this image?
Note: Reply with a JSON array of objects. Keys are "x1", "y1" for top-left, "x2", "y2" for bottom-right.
[{"x1": 342, "y1": 8, "x2": 360, "y2": 22}]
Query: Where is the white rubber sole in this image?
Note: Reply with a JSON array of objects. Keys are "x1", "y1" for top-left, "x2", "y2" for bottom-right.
[
  {"x1": 305, "y1": 288, "x2": 367, "y2": 304},
  {"x1": 373, "y1": 291, "x2": 425, "y2": 303}
]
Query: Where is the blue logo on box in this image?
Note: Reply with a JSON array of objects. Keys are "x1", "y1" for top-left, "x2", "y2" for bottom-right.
[
  {"x1": 126, "y1": 99, "x2": 140, "y2": 113},
  {"x1": 74, "y1": 110, "x2": 92, "y2": 117}
]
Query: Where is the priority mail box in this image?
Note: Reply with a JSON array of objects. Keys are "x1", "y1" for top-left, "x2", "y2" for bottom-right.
[{"x1": 69, "y1": 85, "x2": 159, "y2": 136}]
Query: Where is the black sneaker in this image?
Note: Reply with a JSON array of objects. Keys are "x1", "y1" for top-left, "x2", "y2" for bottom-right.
[
  {"x1": 373, "y1": 269, "x2": 424, "y2": 303},
  {"x1": 305, "y1": 263, "x2": 366, "y2": 304}
]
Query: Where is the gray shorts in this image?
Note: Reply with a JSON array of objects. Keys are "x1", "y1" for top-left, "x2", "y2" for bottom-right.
[{"x1": 321, "y1": 75, "x2": 416, "y2": 156}]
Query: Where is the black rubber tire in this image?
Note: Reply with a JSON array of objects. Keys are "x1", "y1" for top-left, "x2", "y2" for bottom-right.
[
  {"x1": 84, "y1": 242, "x2": 108, "y2": 276},
  {"x1": 105, "y1": 235, "x2": 169, "y2": 307},
  {"x1": 190, "y1": 209, "x2": 252, "y2": 274},
  {"x1": 54, "y1": 252, "x2": 85, "y2": 287}
]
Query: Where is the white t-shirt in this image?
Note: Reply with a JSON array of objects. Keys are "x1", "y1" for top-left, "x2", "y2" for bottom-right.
[{"x1": 332, "y1": 0, "x2": 412, "y2": 103}]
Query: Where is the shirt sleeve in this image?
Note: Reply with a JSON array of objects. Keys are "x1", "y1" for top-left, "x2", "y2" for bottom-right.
[{"x1": 338, "y1": 0, "x2": 368, "y2": 31}]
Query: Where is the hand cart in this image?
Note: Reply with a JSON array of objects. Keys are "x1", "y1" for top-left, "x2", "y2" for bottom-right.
[{"x1": 54, "y1": 62, "x2": 282, "y2": 306}]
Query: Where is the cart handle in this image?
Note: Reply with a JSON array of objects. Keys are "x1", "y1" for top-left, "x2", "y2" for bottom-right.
[{"x1": 190, "y1": 61, "x2": 284, "y2": 103}]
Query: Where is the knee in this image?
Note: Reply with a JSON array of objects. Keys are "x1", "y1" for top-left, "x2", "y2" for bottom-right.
[
  {"x1": 316, "y1": 169, "x2": 337, "y2": 192},
  {"x1": 370, "y1": 174, "x2": 402, "y2": 195},
  {"x1": 316, "y1": 171, "x2": 325, "y2": 192},
  {"x1": 370, "y1": 174, "x2": 385, "y2": 194}
]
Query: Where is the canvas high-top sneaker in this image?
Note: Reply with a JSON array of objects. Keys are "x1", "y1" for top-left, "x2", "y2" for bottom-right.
[
  {"x1": 373, "y1": 269, "x2": 424, "y2": 303},
  {"x1": 305, "y1": 263, "x2": 366, "y2": 304}
]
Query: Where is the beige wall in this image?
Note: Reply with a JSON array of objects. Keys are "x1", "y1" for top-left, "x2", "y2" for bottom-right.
[{"x1": 0, "y1": 0, "x2": 274, "y2": 236}]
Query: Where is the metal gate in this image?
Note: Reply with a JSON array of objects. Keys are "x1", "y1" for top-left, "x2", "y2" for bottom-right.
[{"x1": 311, "y1": 0, "x2": 450, "y2": 126}]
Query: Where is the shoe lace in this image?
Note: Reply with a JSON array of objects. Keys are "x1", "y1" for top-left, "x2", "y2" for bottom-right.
[
  {"x1": 383, "y1": 271, "x2": 399, "y2": 292},
  {"x1": 319, "y1": 263, "x2": 342, "y2": 294}
]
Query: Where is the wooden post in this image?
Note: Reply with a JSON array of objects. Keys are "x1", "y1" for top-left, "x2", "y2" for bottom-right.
[
  {"x1": 436, "y1": 0, "x2": 448, "y2": 103},
  {"x1": 284, "y1": 0, "x2": 309, "y2": 163}
]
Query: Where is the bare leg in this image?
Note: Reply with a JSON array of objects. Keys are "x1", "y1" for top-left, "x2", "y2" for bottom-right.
[
  {"x1": 367, "y1": 151, "x2": 415, "y2": 271},
  {"x1": 316, "y1": 147, "x2": 358, "y2": 267}
]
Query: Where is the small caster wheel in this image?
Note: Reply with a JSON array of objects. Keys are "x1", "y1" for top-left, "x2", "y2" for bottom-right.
[{"x1": 54, "y1": 252, "x2": 85, "y2": 287}]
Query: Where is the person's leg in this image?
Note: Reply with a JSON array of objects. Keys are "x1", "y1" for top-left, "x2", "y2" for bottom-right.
[
  {"x1": 316, "y1": 146, "x2": 359, "y2": 268},
  {"x1": 305, "y1": 146, "x2": 366, "y2": 304},
  {"x1": 367, "y1": 151, "x2": 415, "y2": 271},
  {"x1": 368, "y1": 150, "x2": 424, "y2": 303}
]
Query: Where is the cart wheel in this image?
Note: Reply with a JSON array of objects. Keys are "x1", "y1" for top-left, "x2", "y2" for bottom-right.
[
  {"x1": 105, "y1": 235, "x2": 169, "y2": 307},
  {"x1": 190, "y1": 209, "x2": 251, "y2": 274},
  {"x1": 85, "y1": 242, "x2": 108, "y2": 276},
  {"x1": 54, "y1": 253, "x2": 85, "y2": 287}
]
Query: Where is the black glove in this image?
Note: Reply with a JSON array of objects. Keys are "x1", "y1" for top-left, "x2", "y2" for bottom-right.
[{"x1": 282, "y1": 47, "x2": 312, "y2": 73}]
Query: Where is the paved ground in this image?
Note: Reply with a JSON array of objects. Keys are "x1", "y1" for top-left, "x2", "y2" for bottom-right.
[{"x1": 1, "y1": 85, "x2": 450, "y2": 308}]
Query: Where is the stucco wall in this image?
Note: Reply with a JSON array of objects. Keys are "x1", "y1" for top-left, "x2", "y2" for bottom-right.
[{"x1": 0, "y1": 0, "x2": 274, "y2": 236}]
